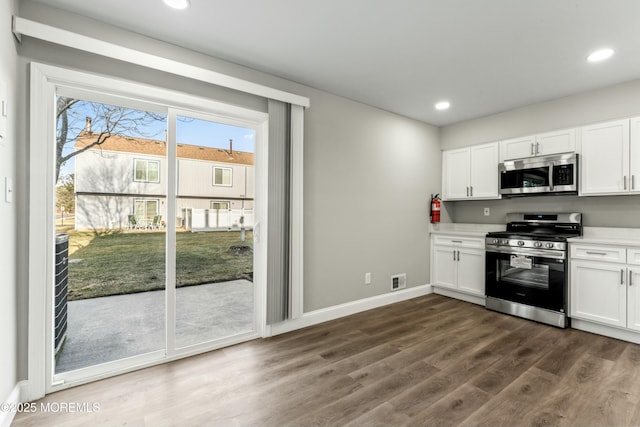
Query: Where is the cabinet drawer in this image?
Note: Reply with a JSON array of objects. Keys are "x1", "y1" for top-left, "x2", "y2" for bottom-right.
[
  {"x1": 433, "y1": 235, "x2": 483, "y2": 249},
  {"x1": 570, "y1": 244, "x2": 626, "y2": 263},
  {"x1": 628, "y1": 248, "x2": 640, "y2": 266}
]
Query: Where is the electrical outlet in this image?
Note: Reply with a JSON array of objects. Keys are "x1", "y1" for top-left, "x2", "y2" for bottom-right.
[
  {"x1": 365, "y1": 272, "x2": 371, "y2": 285},
  {"x1": 484, "y1": 207, "x2": 490, "y2": 216}
]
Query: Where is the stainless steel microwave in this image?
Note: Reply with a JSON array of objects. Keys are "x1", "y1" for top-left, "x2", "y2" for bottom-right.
[{"x1": 499, "y1": 153, "x2": 578, "y2": 196}]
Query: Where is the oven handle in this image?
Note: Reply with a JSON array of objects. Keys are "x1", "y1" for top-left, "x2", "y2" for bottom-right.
[{"x1": 486, "y1": 246, "x2": 566, "y2": 260}]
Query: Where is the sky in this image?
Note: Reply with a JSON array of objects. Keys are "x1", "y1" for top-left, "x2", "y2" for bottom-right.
[{"x1": 58, "y1": 100, "x2": 255, "y2": 179}]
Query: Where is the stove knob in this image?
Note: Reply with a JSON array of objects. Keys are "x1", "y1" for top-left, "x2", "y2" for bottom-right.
[
  {"x1": 546, "y1": 243, "x2": 554, "y2": 249},
  {"x1": 492, "y1": 239, "x2": 498, "y2": 244},
  {"x1": 501, "y1": 239, "x2": 509, "y2": 245},
  {"x1": 534, "y1": 242, "x2": 542, "y2": 248},
  {"x1": 517, "y1": 240, "x2": 525, "y2": 246}
]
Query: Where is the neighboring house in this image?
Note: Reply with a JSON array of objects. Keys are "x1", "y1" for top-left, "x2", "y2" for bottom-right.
[{"x1": 73, "y1": 131, "x2": 254, "y2": 230}]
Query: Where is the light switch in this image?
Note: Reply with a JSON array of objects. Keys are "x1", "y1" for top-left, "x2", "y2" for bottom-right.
[{"x1": 5, "y1": 177, "x2": 13, "y2": 203}]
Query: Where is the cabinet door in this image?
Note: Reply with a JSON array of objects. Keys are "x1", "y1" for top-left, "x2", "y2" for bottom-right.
[
  {"x1": 442, "y1": 148, "x2": 470, "y2": 200},
  {"x1": 580, "y1": 119, "x2": 629, "y2": 195},
  {"x1": 433, "y1": 246, "x2": 457, "y2": 289},
  {"x1": 536, "y1": 128, "x2": 576, "y2": 156},
  {"x1": 570, "y1": 261, "x2": 626, "y2": 328},
  {"x1": 500, "y1": 135, "x2": 536, "y2": 161},
  {"x1": 630, "y1": 117, "x2": 640, "y2": 193},
  {"x1": 456, "y1": 248, "x2": 485, "y2": 296},
  {"x1": 628, "y1": 268, "x2": 640, "y2": 332},
  {"x1": 470, "y1": 142, "x2": 500, "y2": 199},
  {"x1": 627, "y1": 248, "x2": 640, "y2": 266}
]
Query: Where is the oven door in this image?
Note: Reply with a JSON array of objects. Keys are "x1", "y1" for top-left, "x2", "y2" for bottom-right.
[{"x1": 485, "y1": 247, "x2": 567, "y2": 312}]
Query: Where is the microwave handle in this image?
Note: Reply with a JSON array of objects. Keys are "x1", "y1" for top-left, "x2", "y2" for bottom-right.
[{"x1": 549, "y1": 163, "x2": 554, "y2": 191}]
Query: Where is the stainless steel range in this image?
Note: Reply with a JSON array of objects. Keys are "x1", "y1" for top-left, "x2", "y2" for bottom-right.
[{"x1": 485, "y1": 213, "x2": 582, "y2": 328}]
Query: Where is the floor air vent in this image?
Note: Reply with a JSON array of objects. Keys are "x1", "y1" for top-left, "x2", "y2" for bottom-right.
[{"x1": 391, "y1": 273, "x2": 406, "y2": 291}]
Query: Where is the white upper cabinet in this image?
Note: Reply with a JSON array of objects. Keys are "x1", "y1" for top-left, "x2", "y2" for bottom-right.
[
  {"x1": 442, "y1": 142, "x2": 499, "y2": 200},
  {"x1": 500, "y1": 135, "x2": 536, "y2": 161},
  {"x1": 579, "y1": 119, "x2": 630, "y2": 195},
  {"x1": 469, "y1": 143, "x2": 500, "y2": 199},
  {"x1": 536, "y1": 128, "x2": 576, "y2": 156},
  {"x1": 630, "y1": 117, "x2": 640, "y2": 193},
  {"x1": 442, "y1": 147, "x2": 470, "y2": 200},
  {"x1": 500, "y1": 128, "x2": 576, "y2": 161}
]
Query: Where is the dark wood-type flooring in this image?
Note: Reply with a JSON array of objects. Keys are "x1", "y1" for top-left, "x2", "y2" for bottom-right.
[{"x1": 12, "y1": 294, "x2": 640, "y2": 426}]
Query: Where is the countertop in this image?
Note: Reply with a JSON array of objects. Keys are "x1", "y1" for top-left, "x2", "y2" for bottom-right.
[
  {"x1": 429, "y1": 223, "x2": 505, "y2": 238},
  {"x1": 568, "y1": 227, "x2": 640, "y2": 246}
]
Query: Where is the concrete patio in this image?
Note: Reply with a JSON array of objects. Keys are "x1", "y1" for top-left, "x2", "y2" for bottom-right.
[{"x1": 55, "y1": 279, "x2": 254, "y2": 373}]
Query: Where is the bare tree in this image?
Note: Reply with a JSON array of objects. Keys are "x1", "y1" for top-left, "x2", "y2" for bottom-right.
[{"x1": 56, "y1": 97, "x2": 165, "y2": 182}]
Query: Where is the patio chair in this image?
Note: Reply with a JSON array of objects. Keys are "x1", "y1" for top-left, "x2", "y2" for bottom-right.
[
  {"x1": 128, "y1": 215, "x2": 143, "y2": 230},
  {"x1": 150, "y1": 215, "x2": 162, "y2": 229}
]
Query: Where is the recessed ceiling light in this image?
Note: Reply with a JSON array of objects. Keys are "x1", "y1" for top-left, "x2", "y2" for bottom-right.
[
  {"x1": 587, "y1": 48, "x2": 614, "y2": 63},
  {"x1": 435, "y1": 101, "x2": 451, "y2": 111},
  {"x1": 163, "y1": 0, "x2": 190, "y2": 10}
]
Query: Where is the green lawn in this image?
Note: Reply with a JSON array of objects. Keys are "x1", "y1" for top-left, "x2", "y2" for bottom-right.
[{"x1": 67, "y1": 230, "x2": 253, "y2": 301}]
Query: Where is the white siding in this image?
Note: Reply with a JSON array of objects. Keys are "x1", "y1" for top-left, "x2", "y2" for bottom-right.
[
  {"x1": 76, "y1": 195, "x2": 167, "y2": 230},
  {"x1": 177, "y1": 158, "x2": 253, "y2": 199},
  {"x1": 75, "y1": 149, "x2": 166, "y2": 196}
]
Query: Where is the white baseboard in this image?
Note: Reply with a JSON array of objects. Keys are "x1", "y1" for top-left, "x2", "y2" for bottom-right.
[
  {"x1": 1, "y1": 381, "x2": 26, "y2": 427},
  {"x1": 270, "y1": 284, "x2": 432, "y2": 336},
  {"x1": 571, "y1": 319, "x2": 640, "y2": 345}
]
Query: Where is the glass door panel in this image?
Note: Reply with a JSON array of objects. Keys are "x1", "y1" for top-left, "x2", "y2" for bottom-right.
[
  {"x1": 53, "y1": 95, "x2": 167, "y2": 374},
  {"x1": 174, "y1": 114, "x2": 255, "y2": 349}
]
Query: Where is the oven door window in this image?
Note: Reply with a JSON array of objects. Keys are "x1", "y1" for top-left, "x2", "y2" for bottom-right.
[
  {"x1": 498, "y1": 255, "x2": 549, "y2": 290},
  {"x1": 486, "y1": 252, "x2": 566, "y2": 312},
  {"x1": 501, "y1": 166, "x2": 550, "y2": 189}
]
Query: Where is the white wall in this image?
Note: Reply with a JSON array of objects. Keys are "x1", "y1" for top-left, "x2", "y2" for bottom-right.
[
  {"x1": 15, "y1": 0, "x2": 441, "y2": 381},
  {"x1": 440, "y1": 79, "x2": 640, "y2": 227},
  {"x1": 0, "y1": 0, "x2": 19, "y2": 417},
  {"x1": 441, "y1": 78, "x2": 640, "y2": 151},
  {"x1": 303, "y1": 89, "x2": 440, "y2": 310}
]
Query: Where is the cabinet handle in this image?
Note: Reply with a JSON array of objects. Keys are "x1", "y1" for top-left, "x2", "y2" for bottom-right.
[
  {"x1": 585, "y1": 251, "x2": 607, "y2": 256},
  {"x1": 457, "y1": 250, "x2": 460, "y2": 261},
  {"x1": 453, "y1": 250, "x2": 456, "y2": 261},
  {"x1": 633, "y1": 175, "x2": 636, "y2": 190},
  {"x1": 621, "y1": 269, "x2": 625, "y2": 285},
  {"x1": 451, "y1": 240, "x2": 463, "y2": 243},
  {"x1": 630, "y1": 270, "x2": 634, "y2": 286},
  {"x1": 531, "y1": 144, "x2": 535, "y2": 155},
  {"x1": 466, "y1": 187, "x2": 469, "y2": 197},
  {"x1": 470, "y1": 186, "x2": 473, "y2": 197},
  {"x1": 624, "y1": 176, "x2": 627, "y2": 190},
  {"x1": 536, "y1": 142, "x2": 540, "y2": 155}
]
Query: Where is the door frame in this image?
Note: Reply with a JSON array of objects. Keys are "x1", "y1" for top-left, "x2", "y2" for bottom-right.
[{"x1": 27, "y1": 62, "x2": 269, "y2": 399}]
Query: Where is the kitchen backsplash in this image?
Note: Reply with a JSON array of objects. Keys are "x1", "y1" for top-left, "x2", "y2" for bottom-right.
[{"x1": 447, "y1": 194, "x2": 640, "y2": 228}]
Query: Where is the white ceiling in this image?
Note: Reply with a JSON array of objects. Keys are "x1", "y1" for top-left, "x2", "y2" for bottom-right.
[{"x1": 28, "y1": 0, "x2": 640, "y2": 126}]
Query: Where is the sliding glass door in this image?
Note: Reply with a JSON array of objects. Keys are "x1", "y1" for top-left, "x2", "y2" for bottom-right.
[
  {"x1": 174, "y1": 112, "x2": 256, "y2": 349},
  {"x1": 44, "y1": 76, "x2": 266, "y2": 390}
]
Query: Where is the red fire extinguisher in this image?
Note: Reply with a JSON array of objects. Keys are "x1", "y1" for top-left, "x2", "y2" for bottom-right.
[{"x1": 430, "y1": 194, "x2": 441, "y2": 223}]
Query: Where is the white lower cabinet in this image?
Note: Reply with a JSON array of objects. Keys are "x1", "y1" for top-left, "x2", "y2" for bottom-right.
[
  {"x1": 432, "y1": 235, "x2": 485, "y2": 299},
  {"x1": 456, "y1": 248, "x2": 485, "y2": 296},
  {"x1": 570, "y1": 260, "x2": 626, "y2": 328},
  {"x1": 628, "y1": 268, "x2": 640, "y2": 332},
  {"x1": 570, "y1": 244, "x2": 640, "y2": 333}
]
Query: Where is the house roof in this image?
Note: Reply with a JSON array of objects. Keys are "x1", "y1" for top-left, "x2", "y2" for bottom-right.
[{"x1": 74, "y1": 132, "x2": 254, "y2": 165}]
